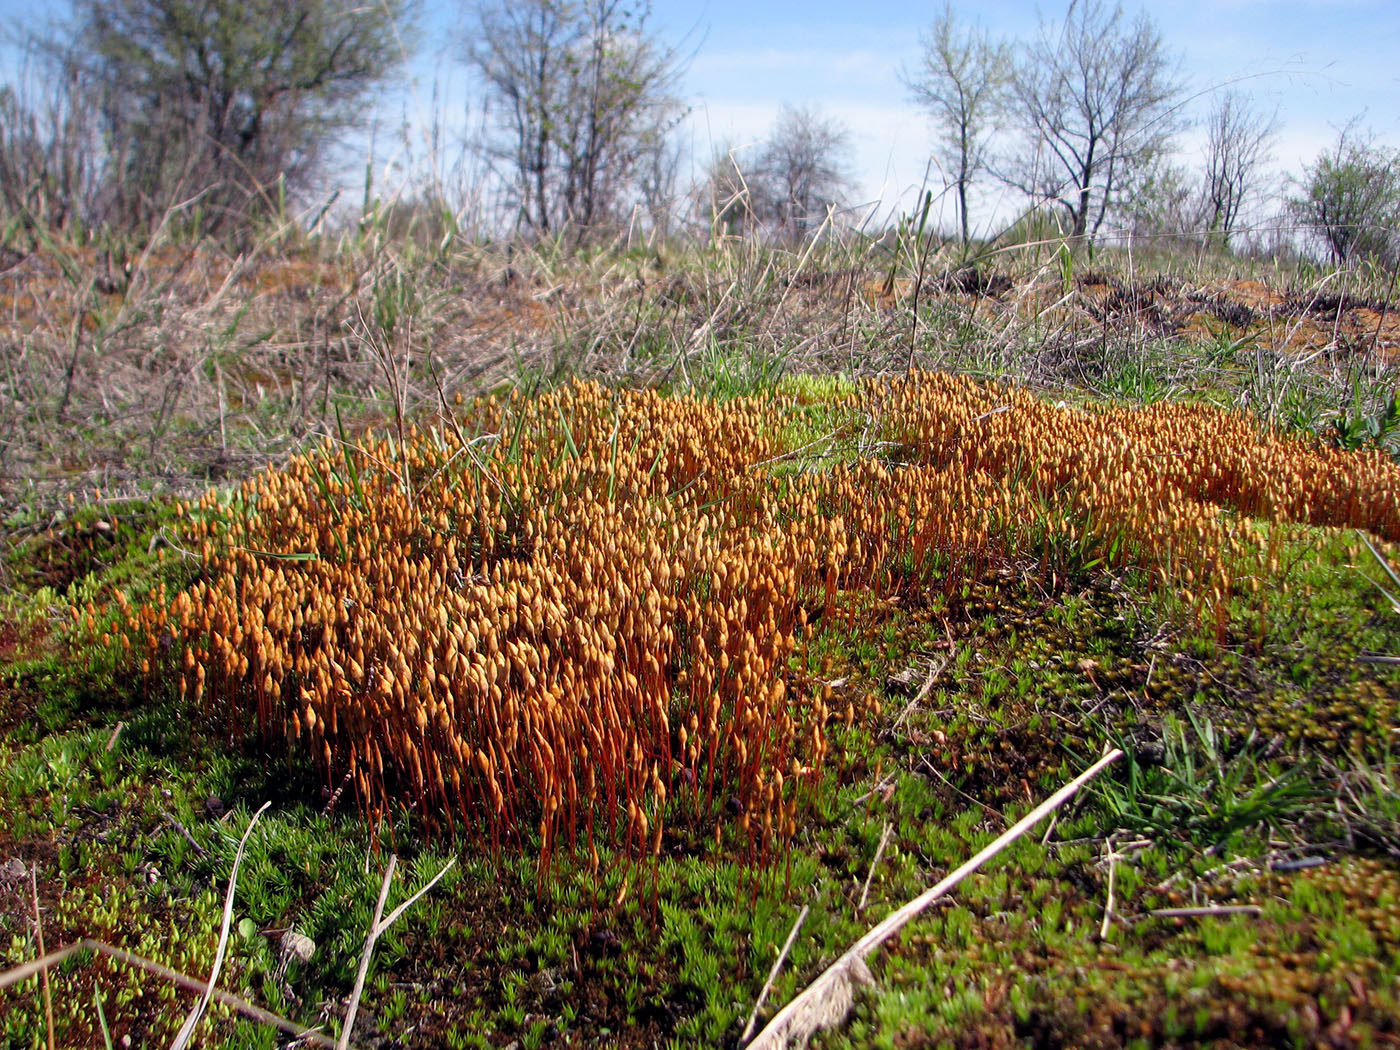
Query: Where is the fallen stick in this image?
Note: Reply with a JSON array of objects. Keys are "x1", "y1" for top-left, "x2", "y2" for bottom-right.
[
  {"x1": 746, "y1": 748, "x2": 1123, "y2": 1050},
  {"x1": 0, "y1": 939, "x2": 337, "y2": 1048},
  {"x1": 1146, "y1": 905, "x2": 1262, "y2": 920}
]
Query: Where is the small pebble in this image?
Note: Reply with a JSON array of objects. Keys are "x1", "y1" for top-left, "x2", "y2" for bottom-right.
[{"x1": 281, "y1": 931, "x2": 316, "y2": 964}]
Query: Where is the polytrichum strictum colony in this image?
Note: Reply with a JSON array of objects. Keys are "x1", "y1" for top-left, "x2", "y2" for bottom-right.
[{"x1": 116, "y1": 372, "x2": 1400, "y2": 880}]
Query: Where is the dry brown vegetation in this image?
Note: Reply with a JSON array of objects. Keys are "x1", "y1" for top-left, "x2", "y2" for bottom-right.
[{"x1": 4, "y1": 229, "x2": 1398, "y2": 520}]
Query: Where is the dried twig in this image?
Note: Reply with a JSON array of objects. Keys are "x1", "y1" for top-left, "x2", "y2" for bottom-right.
[
  {"x1": 0, "y1": 938, "x2": 337, "y2": 1047},
  {"x1": 161, "y1": 809, "x2": 210, "y2": 859},
  {"x1": 851, "y1": 775, "x2": 898, "y2": 807},
  {"x1": 1146, "y1": 905, "x2": 1262, "y2": 920},
  {"x1": 321, "y1": 767, "x2": 355, "y2": 817},
  {"x1": 170, "y1": 800, "x2": 270, "y2": 1050},
  {"x1": 1099, "y1": 836, "x2": 1118, "y2": 941},
  {"x1": 891, "y1": 656, "x2": 948, "y2": 731},
  {"x1": 857, "y1": 824, "x2": 893, "y2": 913},
  {"x1": 747, "y1": 748, "x2": 1122, "y2": 1050},
  {"x1": 340, "y1": 857, "x2": 397, "y2": 1050},
  {"x1": 338, "y1": 854, "x2": 457, "y2": 1050},
  {"x1": 749, "y1": 431, "x2": 841, "y2": 470},
  {"x1": 30, "y1": 867, "x2": 54, "y2": 1050},
  {"x1": 919, "y1": 756, "x2": 1006, "y2": 826},
  {"x1": 741, "y1": 904, "x2": 810, "y2": 1043}
]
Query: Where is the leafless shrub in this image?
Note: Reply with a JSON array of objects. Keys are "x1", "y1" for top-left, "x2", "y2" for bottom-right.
[
  {"x1": 1202, "y1": 91, "x2": 1280, "y2": 251},
  {"x1": 0, "y1": 46, "x2": 106, "y2": 240}
]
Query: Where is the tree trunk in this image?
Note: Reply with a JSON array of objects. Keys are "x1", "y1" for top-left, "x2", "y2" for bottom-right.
[
  {"x1": 1072, "y1": 138, "x2": 1096, "y2": 240},
  {"x1": 1072, "y1": 182, "x2": 1090, "y2": 239},
  {"x1": 958, "y1": 180, "x2": 970, "y2": 247},
  {"x1": 957, "y1": 131, "x2": 971, "y2": 246}
]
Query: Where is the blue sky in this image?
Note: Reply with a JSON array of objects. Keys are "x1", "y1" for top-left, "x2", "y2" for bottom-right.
[
  {"x1": 638, "y1": 0, "x2": 1400, "y2": 227},
  {"x1": 4, "y1": 0, "x2": 1398, "y2": 231}
]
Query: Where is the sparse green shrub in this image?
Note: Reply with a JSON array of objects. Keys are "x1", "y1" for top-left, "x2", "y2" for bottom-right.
[
  {"x1": 1332, "y1": 387, "x2": 1400, "y2": 458},
  {"x1": 1291, "y1": 127, "x2": 1400, "y2": 267}
]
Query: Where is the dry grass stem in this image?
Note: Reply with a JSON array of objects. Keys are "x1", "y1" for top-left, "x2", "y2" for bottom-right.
[
  {"x1": 170, "y1": 800, "x2": 271, "y2": 1050},
  {"x1": 339, "y1": 853, "x2": 457, "y2": 1050},
  {"x1": 741, "y1": 903, "x2": 811, "y2": 1043}
]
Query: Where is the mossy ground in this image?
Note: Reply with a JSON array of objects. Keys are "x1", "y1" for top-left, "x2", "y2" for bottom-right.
[
  {"x1": 0, "y1": 436, "x2": 1398, "y2": 1050},
  {"x1": 1, "y1": 234, "x2": 1400, "y2": 1047}
]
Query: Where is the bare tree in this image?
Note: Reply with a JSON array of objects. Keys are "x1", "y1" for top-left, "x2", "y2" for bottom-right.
[
  {"x1": 1003, "y1": 0, "x2": 1185, "y2": 243},
  {"x1": 1201, "y1": 90, "x2": 1278, "y2": 250},
  {"x1": 469, "y1": 1, "x2": 571, "y2": 234},
  {"x1": 636, "y1": 128, "x2": 684, "y2": 237},
  {"x1": 902, "y1": 3, "x2": 1010, "y2": 246},
  {"x1": 68, "y1": 0, "x2": 415, "y2": 234},
  {"x1": 755, "y1": 105, "x2": 854, "y2": 242},
  {"x1": 466, "y1": 0, "x2": 686, "y2": 238}
]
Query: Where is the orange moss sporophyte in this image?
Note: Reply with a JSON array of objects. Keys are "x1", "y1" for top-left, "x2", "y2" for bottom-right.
[{"x1": 115, "y1": 374, "x2": 1400, "y2": 879}]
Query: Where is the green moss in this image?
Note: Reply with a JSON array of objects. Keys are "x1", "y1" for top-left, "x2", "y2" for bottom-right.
[{"x1": 6, "y1": 370, "x2": 1400, "y2": 1047}]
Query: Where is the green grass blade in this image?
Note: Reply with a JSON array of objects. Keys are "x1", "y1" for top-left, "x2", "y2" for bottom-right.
[{"x1": 335, "y1": 404, "x2": 367, "y2": 511}]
